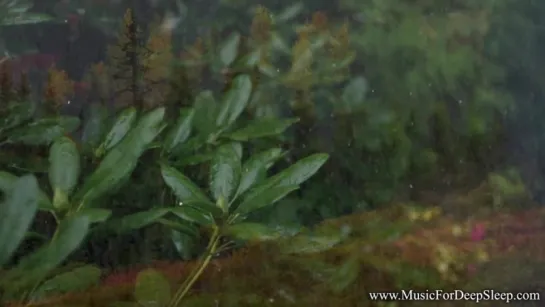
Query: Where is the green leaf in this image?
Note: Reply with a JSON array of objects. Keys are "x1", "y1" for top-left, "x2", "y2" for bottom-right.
[
  {"x1": 219, "y1": 32, "x2": 241, "y2": 67},
  {"x1": 163, "y1": 108, "x2": 194, "y2": 153},
  {"x1": 95, "y1": 107, "x2": 137, "y2": 157},
  {"x1": 210, "y1": 142, "x2": 242, "y2": 203},
  {"x1": 31, "y1": 265, "x2": 102, "y2": 299},
  {"x1": 270, "y1": 153, "x2": 329, "y2": 188},
  {"x1": 6, "y1": 117, "x2": 80, "y2": 145},
  {"x1": 134, "y1": 269, "x2": 171, "y2": 307},
  {"x1": 81, "y1": 104, "x2": 109, "y2": 149},
  {"x1": 49, "y1": 137, "x2": 80, "y2": 210},
  {"x1": 160, "y1": 164, "x2": 216, "y2": 211},
  {"x1": 192, "y1": 91, "x2": 218, "y2": 136},
  {"x1": 76, "y1": 208, "x2": 112, "y2": 224},
  {"x1": 234, "y1": 153, "x2": 328, "y2": 215},
  {"x1": 0, "y1": 101, "x2": 34, "y2": 132},
  {"x1": 280, "y1": 233, "x2": 343, "y2": 255},
  {"x1": 338, "y1": 76, "x2": 368, "y2": 113},
  {"x1": 233, "y1": 185, "x2": 299, "y2": 216},
  {"x1": 1, "y1": 13, "x2": 53, "y2": 25},
  {"x1": 276, "y1": 3, "x2": 304, "y2": 22},
  {"x1": 0, "y1": 175, "x2": 39, "y2": 267},
  {"x1": 171, "y1": 206, "x2": 215, "y2": 227},
  {"x1": 216, "y1": 74, "x2": 252, "y2": 127},
  {"x1": 225, "y1": 223, "x2": 283, "y2": 242},
  {"x1": 110, "y1": 209, "x2": 170, "y2": 234},
  {"x1": 225, "y1": 118, "x2": 298, "y2": 141},
  {"x1": 170, "y1": 230, "x2": 196, "y2": 260},
  {"x1": 6, "y1": 215, "x2": 90, "y2": 291},
  {"x1": 0, "y1": 171, "x2": 52, "y2": 211},
  {"x1": 237, "y1": 148, "x2": 284, "y2": 196},
  {"x1": 75, "y1": 108, "x2": 166, "y2": 208}
]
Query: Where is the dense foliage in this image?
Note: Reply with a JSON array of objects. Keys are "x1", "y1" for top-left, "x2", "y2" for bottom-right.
[{"x1": 1, "y1": 0, "x2": 545, "y2": 305}]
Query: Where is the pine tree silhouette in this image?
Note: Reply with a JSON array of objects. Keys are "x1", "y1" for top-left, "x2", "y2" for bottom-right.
[
  {"x1": 108, "y1": 8, "x2": 151, "y2": 110},
  {"x1": 142, "y1": 16, "x2": 174, "y2": 110}
]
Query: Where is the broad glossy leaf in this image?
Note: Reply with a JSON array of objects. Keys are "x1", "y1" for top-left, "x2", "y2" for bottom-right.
[
  {"x1": 216, "y1": 74, "x2": 252, "y2": 127},
  {"x1": 269, "y1": 153, "x2": 329, "y2": 188},
  {"x1": 31, "y1": 265, "x2": 102, "y2": 299},
  {"x1": 8, "y1": 214, "x2": 90, "y2": 289},
  {"x1": 81, "y1": 104, "x2": 108, "y2": 149},
  {"x1": 49, "y1": 137, "x2": 80, "y2": 197},
  {"x1": 192, "y1": 91, "x2": 218, "y2": 136},
  {"x1": 219, "y1": 32, "x2": 241, "y2": 67},
  {"x1": 110, "y1": 209, "x2": 170, "y2": 234},
  {"x1": 6, "y1": 116, "x2": 80, "y2": 145},
  {"x1": 226, "y1": 118, "x2": 298, "y2": 141},
  {"x1": 163, "y1": 108, "x2": 194, "y2": 153},
  {"x1": 134, "y1": 269, "x2": 171, "y2": 307},
  {"x1": 0, "y1": 171, "x2": 52, "y2": 210},
  {"x1": 225, "y1": 223, "x2": 282, "y2": 242},
  {"x1": 171, "y1": 206, "x2": 215, "y2": 226},
  {"x1": 210, "y1": 142, "x2": 242, "y2": 203},
  {"x1": 237, "y1": 148, "x2": 284, "y2": 196},
  {"x1": 160, "y1": 164, "x2": 212, "y2": 206},
  {"x1": 75, "y1": 108, "x2": 166, "y2": 208},
  {"x1": 95, "y1": 107, "x2": 137, "y2": 157},
  {"x1": 0, "y1": 175, "x2": 39, "y2": 267},
  {"x1": 233, "y1": 185, "x2": 299, "y2": 215}
]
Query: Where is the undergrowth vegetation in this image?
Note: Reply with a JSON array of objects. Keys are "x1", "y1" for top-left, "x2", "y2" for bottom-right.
[{"x1": 0, "y1": 0, "x2": 544, "y2": 306}]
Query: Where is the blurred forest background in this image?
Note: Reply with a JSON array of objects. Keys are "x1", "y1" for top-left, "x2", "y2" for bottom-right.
[{"x1": 1, "y1": 0, "x2": 545, "y2": 306}]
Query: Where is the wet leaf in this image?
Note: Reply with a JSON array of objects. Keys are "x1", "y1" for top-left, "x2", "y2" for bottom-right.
[
  {"x1": 270, "y1": 153, "x2": 329, "y2": 187},
  {"x1": 75, "y1": 108, "x2": 166, "y2": 208},
  {"x1": 110, "y1": 209, "x2": 170, "y2": 234},
  {"x1": 233, "y1": 185, "x2": 299, "y2": 216},
  {"x1": 6, "y1": 215, "x2": 91, "y2": 292},
  {"x1": 76, "y1": 208, "x2": 112, "y2": 223},
  {"x1": 192, "y1": 91, "x2": 218, "y2": 136},
  {"x1": 81, "y1": 104, "x2": 108, "y2": 149},
  {"x1": 49, "y1": 137, "x2": 80, "y2": 210},
  {"x1": 225, "y1": 118, "x2": 298, "y2": 141},
  {"x1": 216, "y1": 74, "x2": 252, "y2": 127},
  {"x1": 276, "y1": 3, "x2": 304, "y2": 22},
  {"x1": 171, "y1": 206, "x2": 215, "y2": 226},
  {"x1": 210, "y1": 142, "x2": 242, "y2": 203},
  {"x1": 95, "y1": 107, "x2": 137, "y2": 157},
  {"x1": 237, "y1": 148, "x2": 284, "y2": 196},
  {"x1": 0, "y1": 171, "x2": 52, "y2": 211},
  {"x1": 219, "y1": 32, "x2": 241, "y2": 67},
  {"x1": 0, "y1": 175, "x2": 39, "y2": 267},
  {"x1": 161, "y1": 163, "x2": 210, "y2": 204},
  {"x1": 7, "y1": 117, "x2": 80, "y2": 146},
  {"x1": 163, "y1": 108, "x2": 194, "y2": 153}
]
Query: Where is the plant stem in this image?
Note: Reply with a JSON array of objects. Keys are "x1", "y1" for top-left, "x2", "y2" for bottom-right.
[{"x1": 169, "y1": 226, "x2": 221, "y2": 307}]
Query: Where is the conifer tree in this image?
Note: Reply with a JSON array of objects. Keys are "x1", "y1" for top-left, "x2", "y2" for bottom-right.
[
  {"x1": 108, "y1": 8, "x2": 150, "y2": 109},
  {"x1": 142, "y1": 16, "x2": 173, "y2": 110},
  {"x1": 43, "y1": 67, "x2": 73, "y2": 115}
]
